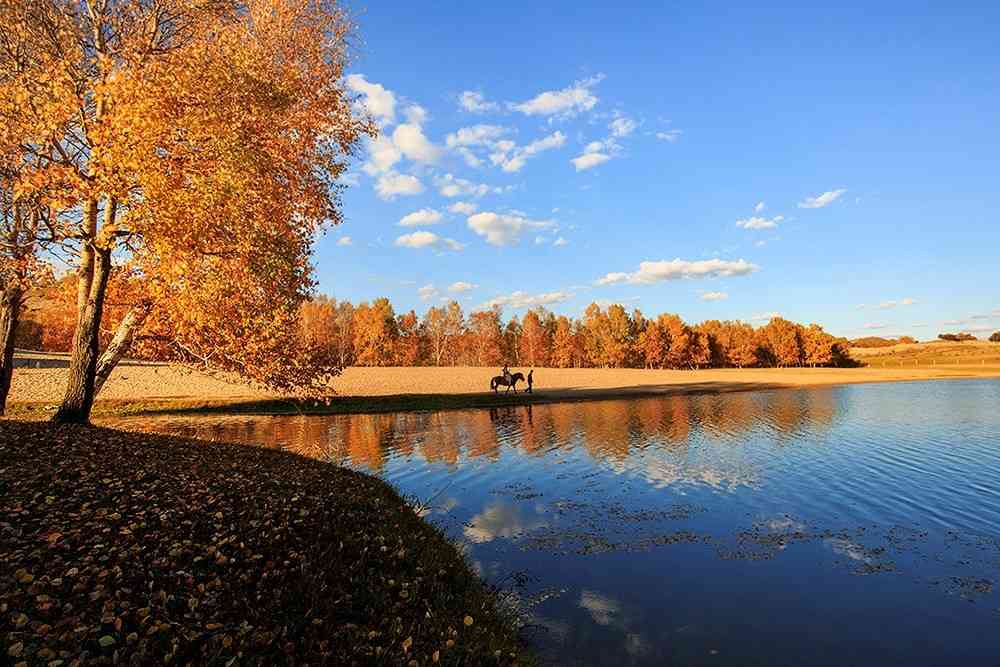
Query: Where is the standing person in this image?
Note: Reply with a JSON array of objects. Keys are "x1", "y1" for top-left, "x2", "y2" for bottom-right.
[
  {"x1": 502, "y1": 364, "x2": 511, "y2": 383},
  {"x1": 526, "y1": 369, "x2": 534, "y2": 394}
]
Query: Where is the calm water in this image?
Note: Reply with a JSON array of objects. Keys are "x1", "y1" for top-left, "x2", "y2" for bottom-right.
[{"x1": 102, "y1": 380, "x2": 1000, "y2": 666}]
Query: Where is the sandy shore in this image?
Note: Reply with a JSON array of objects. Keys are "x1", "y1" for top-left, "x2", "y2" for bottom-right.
[{"x1": 9, "y1": 353, "x2": 1000, "y2": 416}]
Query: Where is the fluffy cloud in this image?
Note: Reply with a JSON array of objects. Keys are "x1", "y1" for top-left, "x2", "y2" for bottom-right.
[
  {"x1": 467, "y1": 211, "x2": 555, "y2": 246},
  {"x1": 394, "y1": 231, "x2": 463, "y2": 251},
  {"x1": 399, "y1": 208, "x2": 443, "y2": 227},
  {"x1": 701, "y1": 291, "x2": 729, "y2": 301},
  {"x1": 446, "y1": 124, "x2": 507, "y2": 148},
  {"x1": 362, "y1": 134, "x2": 402, "y2": 175},
  {"x1": 736, "y1": 215, "x2": 783, "y2": 230},
  {"x1": 751, "y1": 312, "x2": 782, "y2": 321},
  {"x1": 490, "y1": 131, "x2": 566, "y2": 172},
  {"x1": 448, "y1": 281, "x2": 477, "y2": 293},
  {"x1": 390, "y1": 106, "x2": 441, "y2": 163},
  {"x1": 375, "y1": 171, "x2": 423, "y2": 200},
  {"x1": 457, "y1": 91, "x2": 498, "y2": 113},
  {"x1": 553, "y1": 237, "x2": 568, "y2": 247},
  {"x1": 418, "y1": 284, "x2": 439, "y2": 300},
  {"x1": 798, "y1": 188, "x2": 847, "y2": 209},
  {"x1": 864, "y1": 322, "x2": 888, "y2": 330},
  {"x1": 336, "y1": 236, "x2": 352, "y2": 246},
  {"x1": 596, "y1": 258, "x2": 758, "y2": 286},
  {"x1": 571, "y1": 129, "x2": 624, "y2": 172},
  {"x1": 609, "y1": 117, "x2": 637, "y2": 138},
  {"x1": 571, "y1": 151, "x2": 612, "y2": 171},
  {"x1": 435, "y1": 173, "x2": 492, "y2": 198},
  {"x1": 345, "y1": 74, "x2": 396, "y2": 125},
  {"x1": 655, "y1": 129, "x2": 682, "y2": 142},
  {"x1": 511, "y1": 75, "x2": 603, "y2": 120},
  {"x1": 754, "y1": 201, "x2": 766, "y2": 213},
  {"x1": 482, "y1": 290, "x2": 572, "y2": 310},
  {"x1": 448, "y1": 201, "x2": 478, "y2": 215}
]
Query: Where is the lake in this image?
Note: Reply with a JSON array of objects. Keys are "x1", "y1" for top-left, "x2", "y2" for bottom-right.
[{"x1": 102, "y1": 380, "x2": 1000, "y2": 666}]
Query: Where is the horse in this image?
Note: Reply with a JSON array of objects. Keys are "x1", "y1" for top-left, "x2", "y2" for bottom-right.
[{"x1": 490, "y1": 372, "x2": 525, "y2": 393}]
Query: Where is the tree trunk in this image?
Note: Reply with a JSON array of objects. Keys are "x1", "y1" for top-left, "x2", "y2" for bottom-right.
[
  {"x1": 94, "y1": 301, "x2": 153, "y2": 396},
  {"x1": 53, "y1": 245, "x2": 112, "y2": 424},
  {"x1": 0, "y1": 288, "x2": 23, "y2": 415}
]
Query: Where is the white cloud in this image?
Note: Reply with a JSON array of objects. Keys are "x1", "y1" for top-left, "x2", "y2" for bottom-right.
[
  {"x1": 467, "y1": 211, "x2": 555, "y2": 246},
  {"x1": 736, "y1": 215, "x2": 783, "y2": 230},
  {"x1": 943, "y1": 319, "x2": 965, "y2": 326},
  {"x1": 571, "y1": 134, "x2": 620, "y2": 172},
  {"x1": 655, "y1": 129, "x2": 682, "y2": 142},
  {"x1": 483, "y1": 290, "x2": 572, "y2": 310},
  {"x1": 751, "y1": 312, "x2": 782, "y2": 321},
  {"x1": 418, "y1": 284, "x2": 439, "y2": 300},
  {"x1": 446, "y1": 124, "x2": 507, "y2": 148},
  {"x1": 399, "y1": 208, "x2": 443, "y2": 227},
  {"x1": 457, "y1": 91, "x2": 498, "y2": 113},
  {"x1": 490, "y1": 131, "x2": 566, "y2": 172},
  {"x1": 435, "y1": 173, "x2": 491, "y2": 198},
  {"x1": 511, "y1": 75, "x2": 603, "y2": 120},
  {"x1": 448, "y1": 281, "x2": 477, "y2": 293},
  {"x1": 448, "y1": 201, "x2": 478, "y2": 215},
  {"x1": 864, "y1": 322, "x2": 888, "y2": 330},
  {"x1": 596, "y1": 258, "x2": 759, "y2": 286},
  {"x1": 395, "y1": 231, "x2": 463, "y2": 251},
  {"x1": 345, "y1": 74, "x2": 396, "y2": 125},
  {"x1": 901, "y1": 298, "x2": 917, "y2": 306},
  {"x1": 701, "y1": 291, "x2": 728, "y2": 301},
  {"x1": 336, "y1": 236, "x2": 352, "y2": 246},
  {"x1": 553, "y1": 237, "x2": 568, "y2": 247},
  {"x1": 375, "y1": 171, "x2": 423, "y2": 200},
  {"x1": 609, "y1": 117, "x2": 637, "y2": 138},
  {"x1": 392, "y1": 120, "x2": 442, "y2": 164},
  {"x1": 571, "y1": 151, "x2": 612, "y2": 171},
  {"x1": 361, "y1": 134, "x2": 402, "y2": 175},
  {"x1": 754, "y1": 201, "x2": 766, "y2": 213},
  {"x1": 798, "y1": 188, "x2": 847, "y2": 209}
]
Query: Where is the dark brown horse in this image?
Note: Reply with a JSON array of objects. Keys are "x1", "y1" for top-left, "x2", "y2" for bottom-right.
[{"x1": 490, "y1": 372, "x2": 525, "y2": 393}]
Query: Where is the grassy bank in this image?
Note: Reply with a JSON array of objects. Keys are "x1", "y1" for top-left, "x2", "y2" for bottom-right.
[{"x1": 0, "y1": 421, "x2": 530, "y2": 665}]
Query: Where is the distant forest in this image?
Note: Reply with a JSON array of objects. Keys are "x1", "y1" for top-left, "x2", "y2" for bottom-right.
[{"x1": 20, "y1": 287, "x2": 856, "y2": 370}]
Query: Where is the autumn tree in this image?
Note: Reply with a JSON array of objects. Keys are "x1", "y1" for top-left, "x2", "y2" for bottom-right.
[
  {"x1": 503, "y1": 316, "x2": 521, "y2": 365},
  {"x1": 2, "y1": 0, "x2": 370, "y2": 422},
  {"x1": 0, "y1": 165, "x2": 54, "y2": 412},
  {"x1": 519, "y1": 309, "x2": 551, "y2": 367},
  {"x1": 660, "y1": 314, "x2": 692, "y2": 369},
  {"x1": 551, "y1": 315, "x2": 575, "y2": 368},
  {"x1": 423, "y1": 301, "x2": 464, "y2": 366},
  {"x1": 395, "y1": 310, "x2": 423, "y2": 365},
  {"x1": 637, "y1": 318, "x2": 667, "y2": 368},
  {"x1": 467, "y1": 309, "x2": 503, "y2": 366},
  {"x1": 991, "y1": 332, "x2": 1000, "y2": 343},
  {"x1": 803, "y1": 323, "x2": 835, "y2": 367},
  {"x1": 353, "y1": 298, "x2": 398, "y2": 366},
  {"x1": 758, "y1": 317, "x2": 803, "y2": 367}
]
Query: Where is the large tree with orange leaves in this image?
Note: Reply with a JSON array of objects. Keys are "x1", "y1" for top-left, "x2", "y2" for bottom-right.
[{"x1": 1, "y1": 0, "x2": 370, "y2": 421}]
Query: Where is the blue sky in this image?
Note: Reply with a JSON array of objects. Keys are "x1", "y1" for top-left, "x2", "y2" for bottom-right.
[{"x1": 315, "y1": 1, "x2": 1000, "y2": 339}]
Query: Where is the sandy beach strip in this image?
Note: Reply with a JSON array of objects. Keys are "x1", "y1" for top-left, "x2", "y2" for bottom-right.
[{"x1": 9, "y1": 357, "x2": 1000, "y2": 416}]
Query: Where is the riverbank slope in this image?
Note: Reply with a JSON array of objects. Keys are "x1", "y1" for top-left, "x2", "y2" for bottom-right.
[{"x1": 0, "y1": 421, "x2": 529, "y2": 665}]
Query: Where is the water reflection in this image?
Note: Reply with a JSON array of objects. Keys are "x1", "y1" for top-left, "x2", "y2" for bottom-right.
[{"x1": 102, "y1": 381, "x2": 1000, "y2": 666}]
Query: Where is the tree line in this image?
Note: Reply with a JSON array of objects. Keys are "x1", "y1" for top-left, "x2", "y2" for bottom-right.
[{"x1": 293, "y1": 296, "x2": 855, "y2": 370}]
